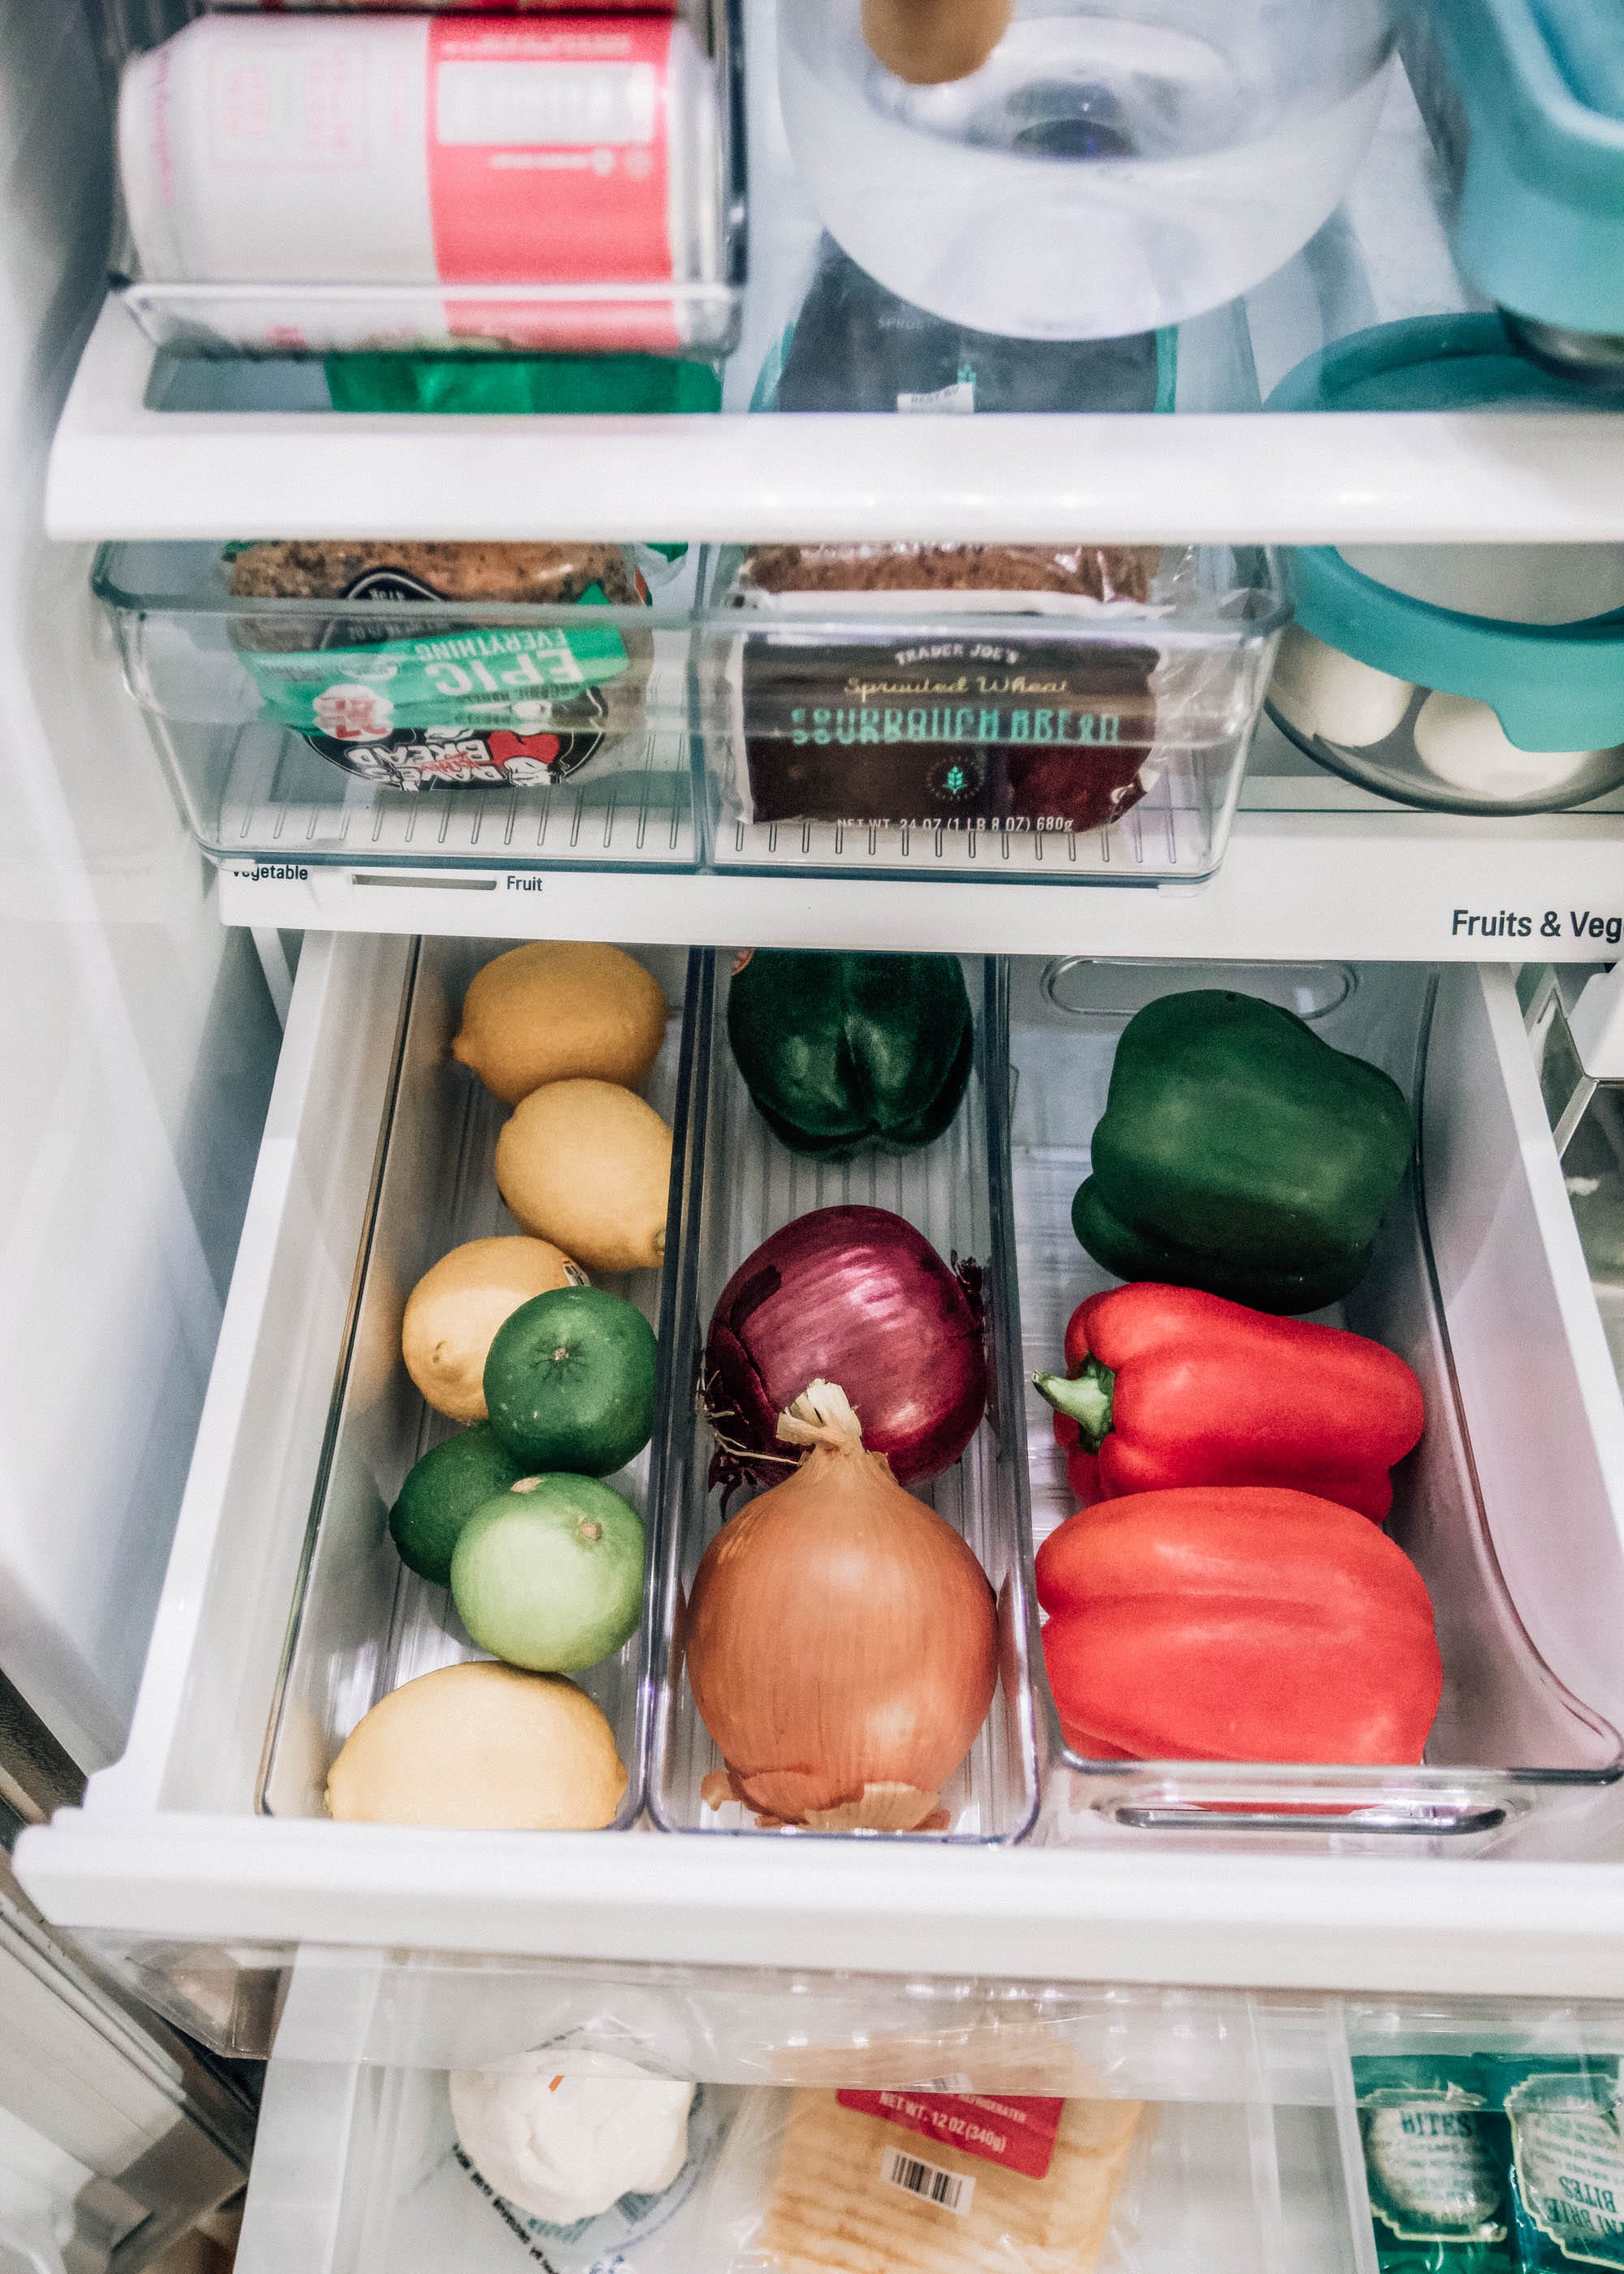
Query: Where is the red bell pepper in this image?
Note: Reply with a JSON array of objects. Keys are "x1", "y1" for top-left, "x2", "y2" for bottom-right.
[
  {"x1": 1036, "y1": 1282, "x2": 1423, "y2": 1523},
  {"x1": 1035, "y1": 1485, "x2": 1443, "y2": 1764}
]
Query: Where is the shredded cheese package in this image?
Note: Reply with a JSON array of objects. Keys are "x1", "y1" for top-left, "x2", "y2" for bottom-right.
[{"x1": 715, "y1": 2087, "x2": 1146, "y2": 2274}]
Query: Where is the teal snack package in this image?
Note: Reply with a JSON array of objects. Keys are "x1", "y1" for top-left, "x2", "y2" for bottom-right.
[
  {"x1": 1351, "y1": 2054, "x2": 1515, "y2": 2274},
  {"x1": 222, "y1": 539, "x2": 651, "y2": 793},
  {"x1": 1482, "y1": 2056, "x2": 1624, "y2": 2272}
]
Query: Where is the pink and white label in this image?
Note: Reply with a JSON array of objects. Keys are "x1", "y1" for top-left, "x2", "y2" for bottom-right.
[
  {"x1": 835, "y1": 2092, "x2": 1069, "y2": 2180},
  {"x1": 428, "y1": 19, "x2": 673, "y2": 283}
]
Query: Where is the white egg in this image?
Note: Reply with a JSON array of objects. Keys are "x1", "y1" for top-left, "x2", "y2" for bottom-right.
[
  {"x1": 450, "y1": 2051, "x2": 695, "y2": 2225},
  {"x1": 1411, "y1": 690, "x2": 1600, "y2": 799},
  {"x1": 1269, "y1": 625, "x2": 1415, "y2": 748}
]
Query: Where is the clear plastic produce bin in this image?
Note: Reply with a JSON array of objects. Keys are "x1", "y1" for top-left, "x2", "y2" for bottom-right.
[
  {"x1": 696, "y1": 543, "x2": 1288, "y2": 884},
  {"x1": 94, "y1": 541, "x2": 705, "y2": 870},
  {"x1": 104, "y1": 0, "x2": 747, "y2": 361},
  {"x1": 1008, "y1": 958, "x2": 1624, "y2": 1843},
  {"x1": 648, "y1": 953, "x2": 1043, "y2": 1842},
  {"x1": 257, "y1": 937, "x2": 701, "y2": 1833}
]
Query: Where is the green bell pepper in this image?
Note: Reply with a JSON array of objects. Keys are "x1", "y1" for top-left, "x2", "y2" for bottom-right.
[
  {"x1": 727, "y1": 949, "x2": 974, "y2": 1158},
  {"x1": 1073, "y1": 989, "x2": 1415, "y2": 1314}
]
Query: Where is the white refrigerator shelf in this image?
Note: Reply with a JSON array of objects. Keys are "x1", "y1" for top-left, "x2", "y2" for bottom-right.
[
  {"x1": 45, "y1": 14, "x2": 1624, "y2": 548},
  {"x1": 214, "y1": 797, "x2": 1624, "y2": 959},
  {"x1": 19, "y1": 932, "x2": 1624, "y2": 2059}
]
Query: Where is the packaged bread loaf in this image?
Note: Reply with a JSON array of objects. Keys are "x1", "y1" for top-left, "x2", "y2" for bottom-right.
[
  {"x1": 722, "y1": 543, "x2": 1164, "y2": 836},
  {"x1": 227, "y1": 540, "x2": 651, "y2": 793},
  {"x1": 741, "y1": 2088, "x2": 1144, "y2": 2274}
]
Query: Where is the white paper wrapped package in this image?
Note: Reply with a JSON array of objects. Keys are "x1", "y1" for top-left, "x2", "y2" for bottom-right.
[{"x1": 119, "y1": 15, "x2": 720, "y2": 351}]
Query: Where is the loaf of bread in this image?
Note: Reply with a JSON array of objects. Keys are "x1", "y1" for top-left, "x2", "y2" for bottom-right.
[
  {"x1": 737, "y1": 543, "x2": 1159, "y2": 607},
  {"x1": 228, "y1": 540, "x2": 637, "y2": 606}
]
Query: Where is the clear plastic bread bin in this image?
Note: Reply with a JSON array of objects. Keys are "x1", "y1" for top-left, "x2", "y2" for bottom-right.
[
  {"x1": 776, "y1": 0, "x2": 1398, "y2": 339},
  {"x1": 1008, "y1": 957, "x2": 1624, "y2": 1846},
  {"x1": 1264, "y1": 319, "x2": 1624, "y2": 815},
  {"x1": 93, "y1": 540, "x2": 704, "y2": 871},
  {"x1": 109, "y1": 0, "x2": 745, "y2": 357},
  {"x1": 694, "y1": 543, "x2": 1288, "y2": 884}
]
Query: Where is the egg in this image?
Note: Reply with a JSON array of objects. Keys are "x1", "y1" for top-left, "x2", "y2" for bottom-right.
[
  {"x1": 1411, "y1": 690, "x2": 1601, "y2": 801},
  {"x1": 1269, "y1": 625, "x2": 1415, "y2": 749}
]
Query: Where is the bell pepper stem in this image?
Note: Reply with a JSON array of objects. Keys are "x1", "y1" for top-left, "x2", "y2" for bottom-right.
[{"x1": 1034, "y1": 1358, "x2": 1116, "y2": 1451}]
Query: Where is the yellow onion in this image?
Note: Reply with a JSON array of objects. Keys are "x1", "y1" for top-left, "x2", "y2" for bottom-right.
[{"x1": 685, "y1": 1379, "x2": 999, "y2": 1831}]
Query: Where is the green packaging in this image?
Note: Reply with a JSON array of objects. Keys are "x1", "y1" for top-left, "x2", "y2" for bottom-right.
[
  {"x1": 1482, "y1": 2056, "x2": 1624, "y2": 2272},
  {"x1": 1351, "y1": 2054, "x2": 1515, "y2": 2274}
]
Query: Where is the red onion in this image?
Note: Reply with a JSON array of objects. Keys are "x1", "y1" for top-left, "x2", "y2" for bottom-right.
[{"x1": 703, "y1": 1204, "x2": 987, "y2": 1488}]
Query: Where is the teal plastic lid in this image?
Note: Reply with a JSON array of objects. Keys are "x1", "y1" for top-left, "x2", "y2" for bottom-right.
[
  {"x1": 1424, "y1": 0, "x2": 1624, "y2": 333},
  {"x1": 1268, "y1": 318, "x2": 1624, "y2": 752}
]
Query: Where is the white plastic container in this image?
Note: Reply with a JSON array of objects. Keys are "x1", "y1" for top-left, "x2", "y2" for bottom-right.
[
  {"x1": 777, "y1": 0, "x2": 1397, "y2": 339},
  {"x1": 118, "y1": 14, "x2": 723, "y2": 352}
]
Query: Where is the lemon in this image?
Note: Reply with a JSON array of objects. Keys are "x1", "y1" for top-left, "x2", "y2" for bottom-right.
[
  {"x1": 451, "y1": 942, "x2": 669, "y2": 1107},
  {"x1": 402, "y1": 1234, "x2": 581, "y2": 1421},
  {"x1": 325, "y1": 1662, "x2": 627, "y2": 1830},
  {"x1": 496, "y1": 1080, "x2": 672, "y2": 1273}
]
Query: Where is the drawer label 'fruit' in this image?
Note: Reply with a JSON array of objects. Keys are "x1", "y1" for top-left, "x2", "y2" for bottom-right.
[{"x1": 1452, "y1": 910, "x2": 1624, "y2": 945}]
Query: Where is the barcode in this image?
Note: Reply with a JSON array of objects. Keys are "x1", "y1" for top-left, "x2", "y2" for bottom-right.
[{"x1": 879, "y1": 2146, "x2": 975, "y2": 2216}]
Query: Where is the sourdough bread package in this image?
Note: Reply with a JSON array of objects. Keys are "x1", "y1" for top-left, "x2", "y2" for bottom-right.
[
  {"x1": 715, "y1": 544, "x2": 1177, "y2": 837},
  {"x1": 227, "y1": 540, "x2": 654, "y2": 793},
  {"x1": 706, "y1": 2086, "x2": 1146, "y2": 2274}
]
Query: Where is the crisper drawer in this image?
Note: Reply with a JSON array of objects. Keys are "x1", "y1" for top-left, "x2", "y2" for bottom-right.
[
  {"x1": 225, "y1": 1987, "x2": 1624, "y2": 2274},
  {"x1": 233, "y1": 2041, "x2": 1354, "y2": 2274},
  {"x1": 19, "y1": 938, "x2": 1624, "y2": 2065}
]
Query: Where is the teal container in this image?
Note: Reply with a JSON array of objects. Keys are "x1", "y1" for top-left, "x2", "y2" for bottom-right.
[
  {"x1": 1266, "y1": 318, "x2": 1624, "y2": 813},
  {"x1": 1424, "y1": 0, "x2": 1624, "y2": 356}
]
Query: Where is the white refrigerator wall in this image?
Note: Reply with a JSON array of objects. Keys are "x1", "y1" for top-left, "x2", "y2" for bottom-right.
[{"x1": 0, "y1": 0, "x2": 281, "y2": 1769}]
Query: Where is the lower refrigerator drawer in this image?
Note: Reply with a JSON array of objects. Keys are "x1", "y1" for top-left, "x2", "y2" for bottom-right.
[
  {"x1": 19, "y1": 936, "x2": 1624, "y2": 2059},
  {"x1": 233, "y1": 2048, "x2": 1349, "y2": 2274}
]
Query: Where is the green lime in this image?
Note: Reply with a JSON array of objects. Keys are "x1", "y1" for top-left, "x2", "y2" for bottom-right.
[
  {"x1": 484, "y1": 1285, "x2": 657, "y2": 1476},
  {"x1": 388, "y1": 1424, "x2": 525, "y2": 1585},
  {"x1": 451, "y1": 1474, "x2": 646, "y2": 1672}
]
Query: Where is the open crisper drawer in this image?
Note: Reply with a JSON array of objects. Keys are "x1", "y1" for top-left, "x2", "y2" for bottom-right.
[
  {"x1": 21, "y1": 945, "x2": 1624, "y2": 2066},
  {"x1": 1011, "y1": 959, "x2": 1624, "y2": 1844},
  {"x1": 233, "y1": 2049, "x2": 1346, "y2": 2274}
]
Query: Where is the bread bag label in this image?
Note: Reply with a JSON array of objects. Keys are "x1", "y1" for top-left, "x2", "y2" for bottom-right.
[
  {"x1": 836, "y1": 2090, "x2": 1066, "y2": 2178},
  {"x1": 237, "y1": 564, "x2": 637, "y2": 789},
  {"x1": 737, "y1": 633, "x2": 1156, "y2": 832}
]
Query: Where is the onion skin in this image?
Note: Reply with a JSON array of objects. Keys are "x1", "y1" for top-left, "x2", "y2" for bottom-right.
[
  {"x1": 686, "y1": 1381, "x2": 1000, "y2": 1829},
  {"x1": 703, "y1": 1205, "x2": 987, "y2": 1489}
]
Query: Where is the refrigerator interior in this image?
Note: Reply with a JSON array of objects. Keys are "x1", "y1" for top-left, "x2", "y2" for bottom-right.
[{"x1": 9, "y1": 0, "x2": 1624, "y2": 2265}]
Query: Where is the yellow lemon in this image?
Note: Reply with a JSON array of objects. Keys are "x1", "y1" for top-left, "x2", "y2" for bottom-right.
[{"x1": 451, "y1": 942, "x2": 669, "y2": 1107}]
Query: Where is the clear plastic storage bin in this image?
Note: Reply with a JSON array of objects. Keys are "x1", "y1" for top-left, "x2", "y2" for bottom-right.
[
  {"x1": 1009, "y1": 958, "x2": 1624, "y2": 1842},
  {"x1": 257, "y1": 937, "x2": 702, "y2": 1832},
  {"x1": 696, "y1": 543, "x2": 1288, "y2": 884},
  {"x1": 94, "y1": 541, "x2": 705, "y2": 870},
  {"x1": 103, "y1": 0, "x2": 747, "y2": 360},
  {"x1": 648, "y1": 953, "x2": 1042, "y2": 1842}
]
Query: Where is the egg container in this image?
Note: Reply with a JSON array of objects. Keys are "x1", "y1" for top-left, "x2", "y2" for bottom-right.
[
  {"x1": 1009, "y1": 956, "x2": 1624, "y2": 1847},
  {"x1": 646, "y1": 951, "x2": 1044, "y2": 1844},
  {"x1": 255, "y1": 936, "x2": 703, "y2": 1831},
  {"x1": 1265, "y1": 319, "x2": 1624, "y2": 815}
]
